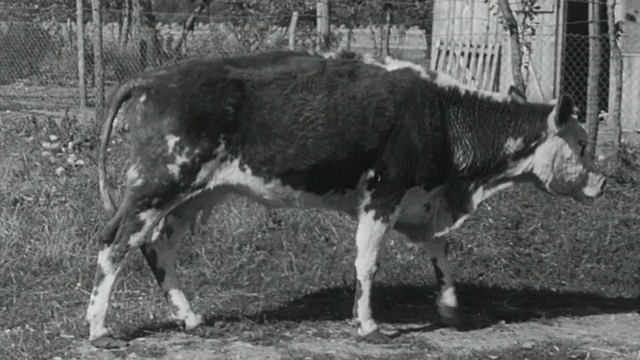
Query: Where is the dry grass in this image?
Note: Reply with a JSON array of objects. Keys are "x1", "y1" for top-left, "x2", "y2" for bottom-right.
[{"x1": 0, "y1": 114, "x2": 639, "y2": 360}]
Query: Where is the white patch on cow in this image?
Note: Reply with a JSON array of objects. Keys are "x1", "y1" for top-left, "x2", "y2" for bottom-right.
[
  {"x1": 503, "y1": 137, "x2": 525, "y2": 156},
  {"x1": 198, "y1": 157, "x2": 361, "y2": 214},
  {"x1": 470, "y1": 182, "x2": 514, "y2": 211},
  {"x1": 367, "y1": 56, "x2": 514, "y2": 104},
  {"x1": 166, "y1": 134, "x2": 180, "y2": 154},
  {"x1": 128, "y1": 208, "x2": 162, "y2": 246},
  {"x1": 167, "y1": 289, "x2": 203, "y2": 330},
  {"x1": 439, "y1": 287, "x2": 458, "y2": 308},
  {"x1": 86, "y1": 247, "x2": 120, "y2": 340},
  {"x1": 126, "y1": 163, "x2": 144, "y2": 187},
  {"x1": 382, "y1": 56, "x2": 430, "y2": 78},
  {"x1": 150, "y1": 217, "x2": 165, "y2": 242},
  {"x1": 166, "y1": 145, "x2": 192, "y2": 180},
  {"x1": 139, "y1": 94, "x2": 147, "y2": 103},
  {"x1": 354, "y1": 194, "x2": 394, "y2": 336},
  {"x1": 174, "y1": 148, "x2": 189, "y2": 165},
  {"x1": 166, "y1": 164, "x2": 180, "y2": 178}
]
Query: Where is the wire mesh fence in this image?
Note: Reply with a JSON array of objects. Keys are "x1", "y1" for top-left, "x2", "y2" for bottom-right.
[
  {"x1": 0, "y1": 0, "x2": 639, "y2": 139},
  {"x1": 561, "y1": 33, "x2": 611, "y2": 122}
]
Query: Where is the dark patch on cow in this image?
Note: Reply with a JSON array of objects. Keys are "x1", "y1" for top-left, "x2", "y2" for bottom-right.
[
  {"x1": 165, "y1": 223, "x2": 175, "y2": 240},
  {"x1": 431, "y1": 258, "x2": 445, "y2": 288},
  {"x1": 441, "y1": 185, "x2": 472, "y2": 222},
  {"x1": 352, "y1": 279, "x2": 363, "y2": 320},
  {"x1": 423, "y1": 202, "x2": 432, "y2": 213},
  {"x1": 141, "y1": 245, "x2": 166, "y2": 285},
  {"x1": 93, "y1": 267, "x2": 106, "y2": 295}
]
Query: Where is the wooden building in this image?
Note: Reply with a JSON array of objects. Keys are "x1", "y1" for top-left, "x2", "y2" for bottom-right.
[{"x1": 428, "y1": 0, "x2": 640, "y2": 135}]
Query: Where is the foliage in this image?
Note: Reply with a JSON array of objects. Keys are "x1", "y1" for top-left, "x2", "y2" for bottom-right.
[{"x1": 487, "y1": 0, "x2": 541, "y2": 90}]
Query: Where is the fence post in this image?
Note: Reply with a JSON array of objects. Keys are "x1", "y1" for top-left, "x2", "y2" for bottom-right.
[
  {"x1": 585, "y1": 0, "x2": 602, "y2": 162},
  {"x1": 91, "y1": 0, "x2": 105, "y2": 122},
  {"x1": 383, "y1": 6, "x2": 391, "y2": 56},
  {"x1": 289, "y1": 11, "x2": 299, "y2": 51},
  {"x1": 76, "y1": 0, "x2": 86, "y2": 117},
  {"x1": 317, "y1": 0, "x2": 330, "y2": 51},
  {"x1": 607, "y1": 0, "x2": 623, "y2": 167}
]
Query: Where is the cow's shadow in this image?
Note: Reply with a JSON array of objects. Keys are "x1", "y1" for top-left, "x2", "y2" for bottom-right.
[{"x1": 123, "y1": 283, "x2": 639, "y2": 341}]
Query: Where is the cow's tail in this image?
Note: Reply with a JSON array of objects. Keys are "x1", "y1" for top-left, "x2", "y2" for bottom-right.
[{"x1": 99, "y1": 78, "x2": 150, "y2": 214}]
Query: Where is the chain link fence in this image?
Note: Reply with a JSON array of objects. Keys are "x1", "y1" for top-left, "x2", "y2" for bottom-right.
[{"x1": 561, "y1": 33, "x2": 611, "y2": 122}]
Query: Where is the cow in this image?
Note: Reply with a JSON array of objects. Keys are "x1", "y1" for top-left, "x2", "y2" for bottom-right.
[{"x1": 85, "y1": 50, "x2": 606, "y2": 348}]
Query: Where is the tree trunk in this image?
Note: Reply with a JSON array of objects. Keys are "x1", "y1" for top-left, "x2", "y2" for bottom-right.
[
  {"x1": 289, "y1": 11, "x2": 299, "y2": 51},
  {"x1": 76, "y1": 0, "x2": 86, "y2": 113},
  {"x1": 120, "y1": 0, "x2": 131, "y2": 46},
  {"x1": 496, "y1": 0, "x2": 526, "y2": 94},
  {"x1": 131, "y1": 0, "x2": 141, "y2": 41},
  {"x1": 173, "y1": 0, "x2": 214, "y2": 54},
  {"x1": 316, "y1": 0, "x2": 330, "y2": 51},
  {"x1": 383, "y1": 7, "x2": 391, "y2": 56},
  {"x1": 130, "y1": 0, "x2": 165, "y2": 70},
  {"x1": 608, "y1": 0, "x2": 623, "y2": 168},
  {"x1": 586, "y1": 0, "x2": 602, "y2": 162},
  {"x1": 91, "y1": 0, "x2": 104, "y2": 122}
]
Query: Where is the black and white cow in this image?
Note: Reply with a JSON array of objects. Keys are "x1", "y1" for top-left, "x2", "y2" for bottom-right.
[{"x1": 86, "y1": 50, "x2": 606, "y2": 348}]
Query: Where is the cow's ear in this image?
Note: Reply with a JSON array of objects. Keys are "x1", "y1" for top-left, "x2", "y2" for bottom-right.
[
  {"x1": 548, "y1": 94, "x2": 575, "y2": 133},
  {"x1": 507, "y1": 85, "x2": 527, "y2": 103}
]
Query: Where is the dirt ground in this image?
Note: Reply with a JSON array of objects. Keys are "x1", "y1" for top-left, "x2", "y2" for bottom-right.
[{"x1": 66, "y1": 313, "x2": 640, "y2": 360}]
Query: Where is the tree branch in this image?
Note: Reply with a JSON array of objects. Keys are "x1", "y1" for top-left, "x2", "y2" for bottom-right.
[
  {"x1": 496, "y1": 0, "x2": 526, "y2": 93},
  {"x1": 173, "y1": 0, "x2": 214, "y2": 53}
]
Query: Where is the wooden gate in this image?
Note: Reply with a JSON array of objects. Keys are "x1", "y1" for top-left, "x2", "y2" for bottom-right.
[
  {"x1": 431, "y1": 38, "x2": 502, "y2": 91},
  {"x1": 429, "y1": 0, "x2": 563, "y2": 101}
]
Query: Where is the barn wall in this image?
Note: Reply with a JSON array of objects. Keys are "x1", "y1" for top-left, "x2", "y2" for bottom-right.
[
  {"x1": 620, "y1": 22, "x2": 640, "y2": 133},
  {"x1": 431, "y1": 0, "x2": 561, "y2": 100}
]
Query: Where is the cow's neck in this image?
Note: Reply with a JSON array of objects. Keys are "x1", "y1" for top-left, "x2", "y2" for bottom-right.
[{"x1": 442, "y1": 90, "x2": 553, "y2": 212}]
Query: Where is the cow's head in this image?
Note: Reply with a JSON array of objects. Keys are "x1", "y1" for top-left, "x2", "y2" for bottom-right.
[{"x1": 526, "y1": 95, "x2": 606, "y2": 200}]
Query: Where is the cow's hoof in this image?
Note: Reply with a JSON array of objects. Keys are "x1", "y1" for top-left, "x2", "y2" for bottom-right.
[
  {"x1": 438, "y1": 305, "x2": 463, "y2": 328},
  {"x1": 357, "y1": 329, "x2": 392, "y2": 344},
  {"x1": 90, "y1": 335, "x2": 129, "y2": 349},
  {"x1": 183, "y1": 313, "x2": 204, "y2": 331}
]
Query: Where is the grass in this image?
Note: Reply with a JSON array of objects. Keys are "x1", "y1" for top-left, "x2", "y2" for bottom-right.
[{"x1": 0, "y1": 113, "x2": 639, "y2": 360}]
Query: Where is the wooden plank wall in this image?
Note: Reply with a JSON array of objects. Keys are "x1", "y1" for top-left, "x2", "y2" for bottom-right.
[
  {"x1": 431, "y1": 0, "x2": 561, "y2": 101},
  {"x1": 620, "y1": 54, "x2": 640, "y2": 132}
]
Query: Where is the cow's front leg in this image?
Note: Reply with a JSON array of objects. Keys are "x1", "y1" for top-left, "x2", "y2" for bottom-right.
[
  {"x1": 425, "y1": 235, "x2": 461, "y2": 327},
  {"x1": 352, "y1": 187, "x2": 402, "y2": 343}
]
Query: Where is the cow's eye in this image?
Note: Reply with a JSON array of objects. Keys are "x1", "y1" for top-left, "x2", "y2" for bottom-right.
[{"x1": 577, "y1": 140, "x2": 587, "y2": 156}]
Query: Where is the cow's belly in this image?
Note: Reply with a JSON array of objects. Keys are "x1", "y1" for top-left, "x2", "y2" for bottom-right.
[
  {"x1": 197, "y1": 158, "x2": 468, "y2": 234},
  {"x1": 396, "y1": 186, "x2": 469, "y2": 237},
  {"x1": 199, "y1": 158, "x2": 361, "y2": 215}
]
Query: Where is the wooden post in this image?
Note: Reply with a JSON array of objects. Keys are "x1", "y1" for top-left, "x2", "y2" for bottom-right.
[
  {"x1": 91, "y1": 0, "x2": 104, "y2": 122},
  {"x1": 608, "y1": 0, "x2": 623, "y2": 166},
  {"x1": 585, "y1": 0, "x2": 602, "y2": 162},
  {"x1": 383, "y1": 6, "x2": 391, "y2": 56},
  {"x1": 554, "y1": 0, "x2": 567, "y2": 98},
  {"x1": 289, "y1": 11, "x2": 299, "y2": 51},
  {"x1": 316, "y1": 0, "x2": 330, "y2": 51},
  {"x1": 76, "y1": 0, "x2": 86, "y2": 114},
  {"x1": 173, "y1": 0, "x2": 214, "y2": 54}
]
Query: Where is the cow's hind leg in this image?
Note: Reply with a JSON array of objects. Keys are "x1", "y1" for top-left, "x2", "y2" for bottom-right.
[
  {"x1": 140, "y1": 191, "x2": 229, "y2": 331},
  {"x1": 425, "y1": 235, "x2": 461, "y2": 327},
  {"x1": 86, "y1": 205, "x2": 166, "y2": 349},
  {"x1": 394, "y1": 223, "x2": 461, "y2": 327}
]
